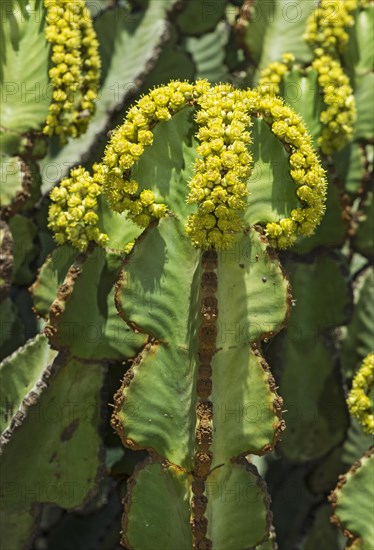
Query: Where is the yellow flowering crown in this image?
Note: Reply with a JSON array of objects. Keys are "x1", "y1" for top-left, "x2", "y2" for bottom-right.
[{"x1": 48, "y1": 80, "x2": 327, "y2": 251}]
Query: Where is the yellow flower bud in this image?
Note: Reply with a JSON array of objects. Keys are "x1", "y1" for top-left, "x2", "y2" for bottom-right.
[{"x1": 140, "y1": 190, "x2": 155, "y2": 206}]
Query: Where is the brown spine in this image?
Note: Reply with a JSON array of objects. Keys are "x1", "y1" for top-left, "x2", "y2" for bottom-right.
[{"x1": 191, "y1": 249, "x2": 218, "y2": 550}]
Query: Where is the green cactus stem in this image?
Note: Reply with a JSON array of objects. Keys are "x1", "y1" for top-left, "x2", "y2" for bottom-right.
[
  {"x1": 330, "y1": 447, "x2": 374, "y2": 550},
  {"x1": 2, "y1": 0, "x2": 373, "y2": 547},
  {"x1": 43, "y1": 80, "x2": 329, "y2": 545},
  {"x1": 112, "y1": 220, "x2": 288, "y2": 548}
]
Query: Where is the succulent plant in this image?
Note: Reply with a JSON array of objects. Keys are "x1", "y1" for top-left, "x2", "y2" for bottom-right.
[{"x1": 1, "y1": 0, "x2": 373, "y2": 548}]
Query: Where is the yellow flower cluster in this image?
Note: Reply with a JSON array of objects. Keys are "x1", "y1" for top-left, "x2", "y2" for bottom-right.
[
  {"x1": 302, "y1": 0, "x2": 357, "y2": 154},
  {"x1": 48, "y1": 82, "x2": 327, "y2": 251},
  {"x1": 312, "y1": 50, "x2": 356, "y2": 155},
  {"x1": 43, "y1": 0, "x2": 101, "y2": 141},
  {"x1": 186, "y1": 84, "x2": 253, "y2": 249},
  {"x1": 304, "y1": 0, "x2": 358, "y2": 53},
  {"x1": 101, "y1": 80, "x2": 210, "y2": 228},
  {"x1": 48, "y1": 166, "x2": 108, "y2": 250},
  {"x1": 257, "y1": 53, "x2": 295, "y2": 98},
  {"x1": 244, "y1": 92, "x2": 327, "y2": 249},
  {"x1": 258, "y1": 55, "x2": 356, "y2": 156},
  {"x1": 347, "y1": 353, "x2": 374, "y2": 434},
  {"x1": 187, "y1": 87, "x2": 326, "y2": 250}
]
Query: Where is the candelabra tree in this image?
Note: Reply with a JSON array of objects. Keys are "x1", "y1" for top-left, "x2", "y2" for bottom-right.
[{"x1": 0, "y1": 1, "x2": 373, "y2": 549}]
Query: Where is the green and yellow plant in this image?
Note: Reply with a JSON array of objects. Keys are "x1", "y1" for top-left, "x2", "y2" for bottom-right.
[{"x1": 0, "y1": 0, "x2": 373, "y2": 548}]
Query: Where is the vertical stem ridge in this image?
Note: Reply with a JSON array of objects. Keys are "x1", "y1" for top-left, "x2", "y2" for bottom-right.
[{"x1": 191, "y1": 249, "x2": 218, "y2": 550}]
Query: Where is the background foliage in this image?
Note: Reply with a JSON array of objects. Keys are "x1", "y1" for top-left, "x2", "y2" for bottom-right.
[{"x1": 0, "y1": 0, "x2": 373, "y2": 549}]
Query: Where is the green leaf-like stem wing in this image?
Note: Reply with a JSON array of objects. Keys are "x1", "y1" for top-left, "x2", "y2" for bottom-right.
[
  {"x1": 0, "y1": 0, "x2": 50, "y2": 133},
  {"x1": 45, "y1": 247, "x2": 146, "y2": 361},
  {"x1": 331, "y1": 448, "x2": 374, "y2": 550},
  {"x1": 269, "y1": 255, "x2": 351, "y2": 461},
  {"x1": 0, "y1": 355, "x2": 106, "y2": 544},
  {"x1": 114, "y1": 218, "x2": 288, "y2": 469},
  {"x1": 123, "y1": 459, "x2": 272, "y2": 550},
  {"x1": 0, "y1": 334, "x2": 57, "y2": 434},
  {"x1": 123, "y1": 460, "x2": 193, "y2": 550},
  {"x1": 240, "y1": 0, "x2": 318, "y2": 74}
]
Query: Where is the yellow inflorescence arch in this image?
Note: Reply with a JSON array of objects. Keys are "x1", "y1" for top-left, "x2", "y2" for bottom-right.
[
  {"x1": 258, "y1": 0, "x2": 357, "y2": 155},
  {"x1": 48, "y1": 80, "x2": 327, "y2": 251}
]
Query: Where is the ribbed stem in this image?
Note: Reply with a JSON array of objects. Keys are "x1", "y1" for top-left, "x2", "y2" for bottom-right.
[{"x1": 191, "y1": 249, "x2": 218, "y2": 550}]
